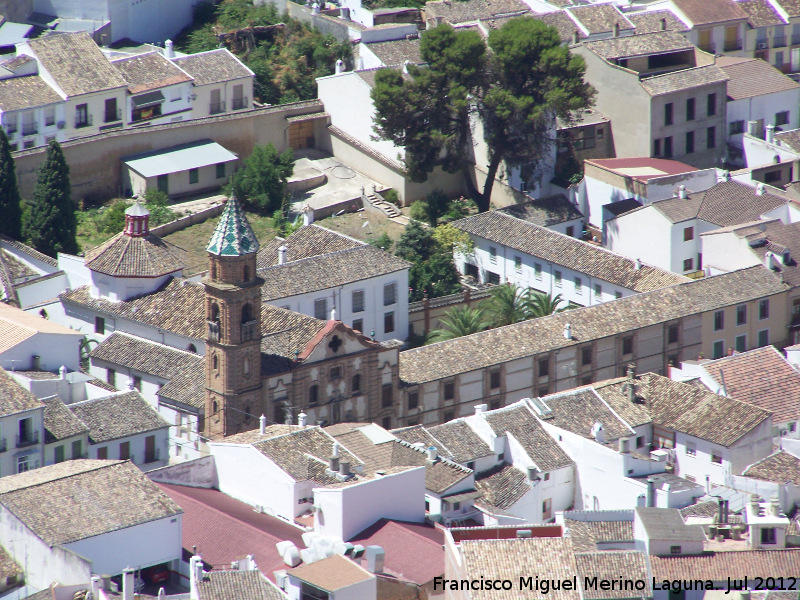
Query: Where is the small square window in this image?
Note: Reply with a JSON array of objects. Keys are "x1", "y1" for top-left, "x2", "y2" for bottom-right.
[
  {"x1": 622, "y1": 336, "x2": 633, "y2": 355},
  {"x1": 352, "y1": 318, "x2": 363, "y2": 333},
  {"x1": 683, "y1": 258, "x2": 694, "y2": 272},
  {"x1": 685, "y1": 442, "x2": 696, "y2": 456},
  {"x1": 216, "y1": 163, "x2": 226, "y2": 179},
  {"x1": 594, "y1": 284, "x2": 602, "y2": 298},
  {"x1": 489, "y1": 246, "x2": 497, "y2": 263},
  {"x1": 761, "y1": 528, "x2": 777, "y2": 544},
  {"x1": 538, "y1": 358, "x2": 549, "y2": 377},
  {"x1": 330, "y1": 366, "x2": 341, "y2": 380},
  {"x1": 615, "y1": 291, "x2": 622, "y2": 300},
  {"x1": 490, "y1": 370, "x2": 501, "y2": 389},
  {"x1": 544, "y1": 472, "x2": 550, "y2": 481},
  {"x1": 444, "y1": 381, "x2": 455, "y2": 400},
  {"x1": 554, "y1": 270, "x2": 562, "y2": 287},
  {"x1": 670, "y1": 545, "x2": 681, "y2": 554},
  {"x1": 95, "y1": 316, "x2": 105, "y2": 334},
  {"x1": 636, "y1": 436, "x2": 644, "y2": 448},
  {"x1": 758, "y1": 329, "x2": 769, "y2": 347},
  {"x1": 684, "y1": 227, "x2": 694, "y2": 241},
  {"x1": 189, "y1": 168, "x2": 199, "y2": 184},
  {"x1": 735, "y1": 334, "x2": 746, "y2": 352},
  {"x1": 711, "y1": 450, "x2": 723, "y2": 464},
  {"x1": 408, "y1": 390, "x2": 419, "y2": 410}
]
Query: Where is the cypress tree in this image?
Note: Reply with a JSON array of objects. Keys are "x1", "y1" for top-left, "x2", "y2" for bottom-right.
[
  {"x1": 0, "y1": 128, "x2": 22, "y2": 239},
  {"x1": 23, "y1": 140, "x2": 78, "y2": 257}
]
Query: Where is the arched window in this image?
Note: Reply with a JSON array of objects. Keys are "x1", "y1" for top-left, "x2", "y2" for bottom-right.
[
  {"x1": 212, "y1": 400, "x2": 218, "y2": 414},
  {"x1": 210, "y1": 303, "x2": 220, "y2": 322},
  {"x1": 241, "y1": 303, "x2": 253, "y2": 323},
  {"x1": 212, "y1": 354, "x2": 218, "y2": 370},
  {"x1": 187, "y1": 343, "x2": 197, "y2": 353}
]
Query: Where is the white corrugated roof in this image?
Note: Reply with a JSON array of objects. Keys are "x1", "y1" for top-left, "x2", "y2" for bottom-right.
[{"x1": 122, "y1": 140, "x2": 238, "y2": 179}]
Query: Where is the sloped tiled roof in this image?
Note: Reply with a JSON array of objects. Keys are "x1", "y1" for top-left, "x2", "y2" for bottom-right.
[
  {"x1": 28, "y1": 31, "x2": 128, "y2": 96},
  {"x1": 474, "y1": 463, "x2": 530, "y2": 510},
  {"x1": 575, "y1": 551, "x2": 650, "y2": 598},
  {"x1": 672, "y1": 0, "x2": 749, "y2": 25},
  {"x1": 256, "y1": 225, "x2": 362, "y2": 268},
  {"x1": 564, "y1": 518, "x2": 634, "y2": 552},
  {"x1": 427, "y1": 420, "x2": 494, "y2": 463},
  {"x1": 743, "y1": 451, "x2": 800, "y2": 485},
  {"x1": 172, "y1": 49, "x2": 254, "y2": 86},
  {"x1": 399, "y1": 266, "x2": 786, "y2": 385},
  {"x1": 207, "y1": 196, "x2": 259, "y2": 256},
  {"x1": 69, "y1": 391, "x2": 170, "y2": 444},
  {"x1": 363, "y1": 38, "x2": 421, "y2": 66},
  {"x1": 680, "y1": 499, "x2": 721, "y2": 518},
  {"x1": 0, "y1": 367, "x2": 44, "y2": 417},
  {"x1": 197, "y1": 570, "x2": 285, "y2": 600},
  {"x1": 722, "y1": 219, "x2": 800, "y2": 287},
  {"x1": 650, "y1": 549, "x2": 800, "y2": 580},
  {"x1": 718, "y1": 57, "x2": 800, "y2": 100},
  {"x1": 391, "y1": 424, "x2": 456, "y2": 460},
  {"x1": 485, "y1": 404, "x2": 574, "y2": 471},
  {"x1": 535, "y1": 12, "x2": 584, "y2": 43},
  {"x1": 541, "y1": 388, "x2": 634, "y2": 442},
  {"x1": 582, "y1": 30, "x2": 694, "y2": 60},
  {"x1": 90, "y1": 332, "x2": 202, "y2": 380},
  {"x1": 0, "y1": 546, "x2": 21, "y2": 581},
  {"x1": 735, "y1": 0, "x2": 787, "y2": 26},
  {"x1": 0, "y1": 460, "x2": 182, "y2": 546},
  {"x1": 453, "y1": 211, "x2": 686, "y2": 293},
  {"x1": 84, "y1": 231, "x2": 185, "y2": 278},
  {"x1": 771, "y1": 0, "x2": 800, "y2": 17},
  {"x1": 42, "y1": 395, "x2": 89, "y2": 443},
  {"x1": 425, "y1": 0, "x2": 530, "y2": 24},
  {"x1": 289, "y1": 554, "x2": 373, "y2": 591},
  {"x1": 701, "y1": 346, "x2": 800, "y2": 423},
  {"x1": 566, "y1": 4, "x2": 635, "y2": 34},
  {"x1": 0, "y1": 75, "x2": 62, "y2": 111},
  {"x1": 496, "y1": 194, "x2": 584, "y2": 228},
  {"x1": 640, "y1": 64, "x2": 729, "y2": 97},
  {"x1": 594, "y1": 373, "x2": 772, "y2": 447},
  {"x1": 111, "y1": 51, "x2": 193, "y2": 94},
  {"x1": 157, "y1": 359, "x2": 205, "y2": 410},
  {"x1": 625, "y1": 10, "x2": 688, "y2": 33}
]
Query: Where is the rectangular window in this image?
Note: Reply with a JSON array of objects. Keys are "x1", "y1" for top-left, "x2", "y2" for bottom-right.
[
  {"x1": 668, "y1": 324, "x2": 679, "y2": 344},
  {"x1": 686, "y1": 98, "x2": 695, "y2": 121},
  {"x1": 216, "y1": 163, "x2": 226, "y2": 179},
  {"x1": 761, "y1": 528, "x2": 777, "y2": 544},
  {"x1": 486, "y1": 272, "x2": 500, "y2": 285},
  {"x1": 444, "y1": 381, "x2": 455, "y2": 400},
  {"x1": 735, "y1": 334, "x2": 746, "y2": 352},
  {"x1": 736, "y1": 305, "x2": 747, "y2": 326},
  {"x1": 538, "y1": 358, "x2": 549, "y2": 377},
  {"x1": 776, "y1": 111, "x2": 790, "y2": 126},
  {"x1": 714, "y1": 310, "x2": 724, "y2": 331},
  {"x1": 683, "y1": 258, "x2": 694, "y2": 272},
  {"x1": 95, "y1": 316, "x2": 105, "y2": 334},
  {"x1": 72, "y1": 439, "x2": 82, "y2": 459},
  {"x1": 670, "y1": 545, "x2": 682, "y2": 554},
  {"x1": 120, "y1": 441, "x2": 131, "y2": 460},
  {"x1": 133, "y1": 376, "x2": 142, "y2": 391},
  {"x1": 314, "y1": 298, "x2": 327, "y2": 320},
  {"x1": 707, "y1": 93, "x2": 717, "y2": 116},
  {"x1": 594, "y1": 283, "x2": 602, "y2": 298},
  {"x1": 75, "y1": 103, "x2": 89, "y2": 127},
  {"x1": 759, "y1": 299, "x2": 770, "y2": 319},
  {"x1": 685, "y1": 131, "x2": 695, "y2": 154},
  {"x1": 713, "y1": 340, "x2": 725, "y2": 359},
  {"x1": 665, "y1": 103, "x2": 673, "y2": 126},
  {"x1": 490, "y1": 370, "x2": 501, "y2": 390},
  {"x1": 189, "y1": 168, "x2": 199, "y2": 185},
  {"x1": 514, "y1": 256, "x2": 522, "y2": 272},
  {"x1": 664, "y1": 136, "x2": 673, "y2": 158},
  {"x1": 615, "y1": 291, "x2": 622, "y2": 300},
  {"x1": 707, "y1": 126, "x2": 716, "y2": 149},
  {"x1": 384, "y1": 282, "x2": 397, "y2": 306},
  {"x1": 684, "y1": 226, "x2": 694, "y2": 241},
  {"x1": 653, "y1": 138, "x2": 661, "y2": 157},
  {"x1": 574, "y1": 277, "x2": 582, "y2": 294},
  {"x1": 54, "y1": 445, "x2": 65, "y2": 463},
  {"x1": 104, "y1": 98, "x2": 118, "y2": 123},
  {"x1": 408, "y1": 390, "x2": 419, "y2": 410},
  {"x1": 382, "y1": 416, "x2": 392, "y2": 429},
  {"x1": 534, "y1": 263, "x2": 542, "y2": 280},
  {"x1": 352, "y1": 290, "x2": 365, "y2": 313},
  {"x1": 17, "y1": 456, "x2": 29, "y2": 473},
  {"x1": 107, "y1": 368, "x2": 116, "y2": 387},
  {"x1": 775, "y1": 51, "x2": 785, "y2": 67},
  {"x1": 582, "y1": 347, "x2": 592, "y2": 366},
  {"x1": 730, "y1": 120, "x2": 745, "y2": 135},
  {"x1": 352, "y1": 318, "x2": 363, "y2": 333},
  {"x1": 554, "y1": 270, "x2": 562, "y2": 287},
  {"x1": 758, "y1": 329, "x2": 769, "y2": 347},
  {"x1": 352, "y1": 373, "x2": 361, "y2": 394},
  {"x1": 685, "y1": 442, "x2": 696, "y2": 456},
  {"x1": 384, "y1": 311, "x2": 395, "y2": 334},
  {"x1": 329, "y1": 366, "x2": 341, "y2": 380},
  {"x1": 97, "y1": 446, "x2": 108, "y2": 459},
  {"x1": 566, "y1": 226, "x2": 575, "y2": 238},
  {"x1": 622, "y1": 336, "x2": 633, "y2": 355},
  {"x1": 309, "y1": 384, "x2": 319, "y2": 405},
  {"x1": 381, "y1": 383, "x2": 393, "y2": 408},
  {"x1": 489, "y1": 246, "x2": 497, "y2": 263},
  {"x1": 711, "y1": 450, "x2": 723, "y2": 464}
]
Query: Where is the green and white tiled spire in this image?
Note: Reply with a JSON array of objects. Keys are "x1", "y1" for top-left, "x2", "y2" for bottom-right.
[{"x1": 206, "y1": 195, "x2": 259, "y2": 256}]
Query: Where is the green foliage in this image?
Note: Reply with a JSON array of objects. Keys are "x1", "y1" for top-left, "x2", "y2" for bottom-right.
[
  {"x1": 176, "y1": 0, "x2": 352, "y2": 105},
  {"x1": 410, "y1": 191, "x2": 474, "y2": 226},
  {"x1": 427, "y1": 306, "x2": 488, "y2": 343},
  {"x1": 23, "y1": 141, "x2": 78, "y2": 257},
  {"x1": 432, "y1": 223, "x2": 472, "y2": 256},
  {"x1": 0, "y1": 128, "x2": 22, "y2": 239},
  {"x1": 371, "y1": 19, "x2": 594, "y2": 212},
  {"x1": 480, "y1": 283, "x2": 531, "y2": 328},
  {"x1": 525, "y1": 290, "x2": 567, "y2": 318},
  {"x1": 395, "y1": 221, "x2": 461, "y2": 301},
  {"x1": 99, "y1": 200, "x2": 129, "y2": 233},
  {"x1": 229, "y1": 143, "x2": 294, "y2": 214},
  {"x1": 383, "y1": 189, "x2": 400, "y2": 207},
  {"x1": 368, "y1": 232, "x2": 393, "y2": 252}
]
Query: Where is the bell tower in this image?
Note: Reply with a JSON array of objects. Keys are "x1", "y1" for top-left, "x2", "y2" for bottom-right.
[{"x1": 203, "y1": 196, "x2": 263, "y2": 438}]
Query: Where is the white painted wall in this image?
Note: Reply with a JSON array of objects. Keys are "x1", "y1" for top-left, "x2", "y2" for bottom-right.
[
  {"x1": 90, "y1": 270, "x2": 175, "y2": 303},
  {"x1": 743, "y1": 131, "x2": 800, "y2": 166},
  {"x1": 15, "y1": 273, "x2": 70, "y2": 309},
  {"x1": 287, "y1": 569, "x2": 376, "y2": 600},
  {"x1": 0, "y1": 331, "x2": 83, "y2": 373},
  {"x1": 0, "y1": 407, "x2": 44, "y2": 479},
  {"x1": 727, "y1": 87, "x2": 800, "y2": 150}
]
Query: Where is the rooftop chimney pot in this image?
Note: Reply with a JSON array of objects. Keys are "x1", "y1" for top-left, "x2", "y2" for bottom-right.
[{"x1": 259, "y1": 414, "x2": 266, "y2": 435}]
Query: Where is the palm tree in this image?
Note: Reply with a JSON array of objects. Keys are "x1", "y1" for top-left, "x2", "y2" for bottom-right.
[
  {"x1": 480, "y1": 283, "x2": 532, "y2": 328},
  {"x1": 524, "y1": 290, "x2": 568, "y2": 318},
  {"x1": 427, "y1": 306, "x2": 489, "y2": 343}
]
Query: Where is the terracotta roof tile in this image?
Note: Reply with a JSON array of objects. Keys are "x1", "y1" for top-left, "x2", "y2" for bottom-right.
[
  {"x1": 650, "y1": 549, "x2": 800, "y2": 580},
  {"x1": 566, "y1": 4, "x2": 635, "y2": 35},
  {"x1": 172, "y1": 49, "x2": 253, "y2": 86},
  {"x1": 289, "y1": 554, "x2": 373, "y2": 591},
  {"x1": 680, "y1": 499, "x2": 721, "y2": 518},
  {"x1": 363, "y1": 38, "x2": 421, "y2": 66},
  {"x1": 771, "y1": 0, "x2": 800, "y2": 17},
  {"x1": 541, "y1": 388, "x2": 634, "y2": 442},
  {"x1": 197, "y1": 571, "x2": 285, "y2": 600},
  {"x1": 42, "y1": 395, "x2": 89, "y2": 443},
  {"x1": 256, "y1": 225, "x2": 362, "y2": 269},
  {"x1": 640, "y1": 65, "x2": 729, "y2": 96},
  {"x1": 626, "y1": 10, "x2": 689, "y2": 33},
  {"x1": 0, "y1": 367, "x2": 44, "y2": 417},
  {"x1": 90, "y1": 332, "x2": 202, "y2": 380},
  {"x1": 69, "y1": 391, "x2": 170, "y2": 444},
  {"x1": 496, "y1": 194, "x2": 584, "y2": 227},
  {"x1": 425, "y1": 0, "x2": 530, "y2": 24},
  {"x1": 157, "y1": 360, "x2": 205, "y2": 410},
  {"x1": 0, "y1": 75, "x2": 62, "y2": 111},
  {"x1": 534, "y1": 12, "x2": 585, "y2": 43},
  {"x1": 391, "y1": 424, "x2": 456, "y2": 460},
  {"x1": 0, "y1": 546, "x2": 21, "y2": 580},
  {"x1": 575, "y1": 551, "x2": 650, "y2": 598},
  {"x1": 671, "y1": 0, "x2": 749, "y2": 25},
  {"x1": 718, "y1": 58, "x2": 799, "y2": 99},
  {"x1": 735, "y1": 0, "x2": 787, "y2": 25},
  {"x1": 582, "y1": 30, "x2": 694, "y2": 60},
  {"x1": 564, "y1": 519, "x2": 634, "y2": 552},
  {"x1": 474, "y1": 463, "x2": 530, "y2": 510},
  {"x1": 111, "y1": 51, "x2": 193, "y2": 94},
  {"x1": 743, "y1": 450, "x2": 800, "y2": 485},
  {"x1": 427, "y1": 420, "x2": 494, "y2": 463}
]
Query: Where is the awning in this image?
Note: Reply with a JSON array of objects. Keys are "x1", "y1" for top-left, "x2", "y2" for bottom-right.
[{"x1": 132, "y1": 91, "x2": 165, "y2": 108}]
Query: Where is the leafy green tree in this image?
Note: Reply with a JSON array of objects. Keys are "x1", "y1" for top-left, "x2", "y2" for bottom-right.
[
  {"x1": 229, "y1": 143, "x2": 294, "y2": 214},
  {"x1": 395, "y1": 220, "x2": 436, "y2": 262},
  {"x1": 372, "y1": 19, "x2": 594, "y2": 212},
  {"x1": 23, "y1": 140, "x2": 77, "y2": 257},
  {"x1": 368, "y1": 232, "x2": 393, "y2": 252},
  {"x1": 427, "y1": 306, "x2": 488, "y2": 343},
  {"x1": 395, "y1": 221, "x2": 461, "y2": 301},
  {"x1": 481, "y1": 283, "x2": 532, "y2": 328},
  {"x1": 0, "y1": 128, "x2": 22, "y2": 239},
  {"x1": 432, "y1": 223, "x2": 473, "y2": 256},
  {"x1": 525, "y1": 290, "x2": 567, "y2": 318}
]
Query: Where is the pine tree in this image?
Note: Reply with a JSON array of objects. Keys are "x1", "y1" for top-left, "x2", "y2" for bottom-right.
[
  {"x1": 24, "y1": 140, "x2": 78, "y2": 257},
  {"x1": 0, "y1": 128, "x2": 22, "y2": 239}
]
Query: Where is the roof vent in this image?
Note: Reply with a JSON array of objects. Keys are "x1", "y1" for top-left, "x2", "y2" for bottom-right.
[
  {"x1": 756, "y1": 182, "x2": 766, "y2": 196},
  {"x1": 427, "y1": 446, "x2": 438, "y2": 462},
  {"x1": 365, "y1": 546, "x2": 385, "y2": 573},
  {"x1": 591, "y1": 421, "x2": 605, "y2": 444},
  {"x1": 634, "y1": 258, "x2": 642, "y2": 270},
  {"x1": 660, "y1": 17, "x2": 667, "y2": 30},
  {"x1": 298, "y1": 412, "x2": 307, "y2": 427},
  {"x1": 563, "y1": 323, "x2": 572, "y2": 340},
  {"x1": 475, "y1": 403, "x2": 488, "y2": 415},
  {"x1": 677, "y1": 185, "x2": 687, "y2": 199},
  {"x1": 278, "y1": 245, "x2": 288, "y2": 265},
  {"x1": 259, "y1": 414, "x2": 266, "y2": 435},
  {"x1": 527, "y1": 466, "x2": 540, "y2": 481}
]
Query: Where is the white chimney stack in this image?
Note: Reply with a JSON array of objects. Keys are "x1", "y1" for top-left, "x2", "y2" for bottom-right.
[
  {"x1": 330, "y1": 307, "x2": 337, "y2": 321},
  {"x1": 190, "y1": 555, "x2": 204, "y2": 597},
  {"x1": 122, "y1": 568, "x2": 135, "y2": 600},
  {"x1": 634, "y1": 258, "x2": 642, "y2": 270},
  {"x1": 563, "y1": 323, "x2": 572, "y2": 340},
  {"x1": 259, "y1": 414, "x2": 266, "y2": 435},
  {"x1": 591, "y1": 421, "x2": 605, "y2": 444},
  {"x1": 756, "y1": 182, "x2": 766, "y2": 196},
  {"x1": 677, "y1": 185, "x2": 687, "y2": 199},
  {"x1": 298, "y1": 412, "x2": 307, "y2": 427},
  {"x1": 91, "y1": 576, "x2": 100, "y2": 600},
  {"x1": 766, "y1": 124, "x2": 775, "y2": 144},
  {"x1": 332, "y1": 442, "x2": 340, "y2": 458},
  {"x1": 427, "y1": 446, "x2": 438, "y2": 461},
  {"x1": 335, "y1": 59, "x2": 344, "y2": 74},
  {"x1": 312, "y1": 2, "x2": 320, "y2": 13},
  {"x1": 278, "y1": 245, "x2": 287, "y2": 265},
  {"x1": 474, "y1": 403, "x2": 488, "y2": 415},
  {"x1": 165, "y1": 39, "x2": 175, "y2": 59}
]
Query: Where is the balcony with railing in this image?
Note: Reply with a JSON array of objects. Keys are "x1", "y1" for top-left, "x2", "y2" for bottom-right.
[
  {"x1": 698, "y1": 42, "x2": 715, "y2": 53},
  {"x1": 0, "y1": 438, "x2": 8, "y2": 453},
  {"x1": 208, "y1": 320, "x2": 221, "y2": 342},
  {"x1": 209, "y1": 101, "x2": 226, "y2": 115},
  {"x1": 16, "y1": 431, "x2": 39, "y2": 448},
  {"x1": 104, "y1": 108, "x2": 122, "y2": 123},
  {"x1": 75, "y1": 114, "x2": 93, "y2": 129},
  {"x1": 774, "y1": 35, "x2": 787, "y2": 47},
  {"x1": 241, "y1": 320, "x2": 259, "y2": 342},
  {"x1": 232, "y1": 96, "x2": 249, "y2": 110},
  {"x1": 724, "y1": 39, "x2": 742, "y2": 51}
]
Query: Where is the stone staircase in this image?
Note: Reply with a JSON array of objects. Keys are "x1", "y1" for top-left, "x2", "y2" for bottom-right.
[{"x1": 365, "y1": 191, "x2": 401, "y2": 218}]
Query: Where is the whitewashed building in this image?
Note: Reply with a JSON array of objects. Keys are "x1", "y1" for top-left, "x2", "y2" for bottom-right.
[{"x1": 0, "y1": 302, "x2": 83, "y2": 373}]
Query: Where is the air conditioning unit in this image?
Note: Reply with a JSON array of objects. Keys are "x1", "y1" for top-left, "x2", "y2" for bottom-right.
[
  {"x1": 57, "y1": 121, "x2": 66, "y2": 129},
  {"x1": 757, "y1": 41, "x2": 768, "y2": 50}
]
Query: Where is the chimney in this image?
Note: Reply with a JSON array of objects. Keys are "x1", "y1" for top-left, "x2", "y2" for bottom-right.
[
  {"x1": 720, "y1": 170, "x2": 730, "y2": 181},
  {"x1": 474, "y1": 403, "x2": 488, "y2": 415},
  {"x1": 527, "y1": 466, "x2": 540, "y2": 481},
  {"x1": 619, "y1": 437, "x2": 630, "y2": 453},
  {"x1": 563, "y1": 323, "x2": 572, "y2": 340},
  {"x1": 335, "y1": 59, "x2": 344, "y2": 74},
  {"x1": 165, "y1": 39, "x2": 175, "y2": 59},
  {"x1": 770, "y1": 495, "x2": 780, "y2": 516},
  {"x1": 278, "y1": 245, "x2": 287, "y2": 265},
  {"x1": 31, "y1": 355, "x2": 40, "y2": 371},
  {"x1": 747, "y1": 120, "x2": 760, "y2": 137},
  {"x1": 614, "y1": 22, "x2": 620, "y2": 37},
  {"x1": 312, "y1": 1, "x2": 320, "y2": 13},
  {"x1": 766, "y1": 124, "x2": 775, "y2": 144},
  {"x1": 190, "y1": 555, "x2": 204, "y2": 598},
  {"x1": 660, "y1": 17, "x2": 667, "y2": 30},
  {"x1": 298, "y1": 412, "x2": 307, "y2": 427},
  {"x1": 717, "y1": 497, "x2": 725, "y2": 523},
  {"x1": 302, "y1": 206, "x2": 314, "y2": 226},
  {"x1": 646, "y1": 477, "x2": 655, "y2": 507},
  {"x1": 259, "y1": 414, "x2": 266, "y2": 435},
  {"x1": 330, "y1": 307, "x2": 337, "y2": 321},
  {"x1": 677, "y1": 185, "x2": 687, "y2": 199},
  {"x1": 724, "y1": 499, "x2": 730, "y2": 523},
  {"x1": 756, "y1": 182, "x2": 766, "y2": 196},
  {"x1": 573, "y1": 30, "x2": 580, "y2": 44},
  {"x1": 634, "y1": 258, "x2": 642, "y2": 270},
  {"x1": 402, "y1": 60, "x2": 411, "y2": 74},
  {"x1": 427, "y1": 446, "x2": 438, "y2": 462},
  {"x1": 591, "y1": 421, "x2": 605, "y2": 444},
  {"x1": 59, "y1": 365, "x2": 67, "y2": 380},
  {"x1": 365, "y1": 546, "x2": 385, "y2": 573},
  {"x1": 329, "y1": 442, "x2": 340, "y2": 472},
  {"x1": 91, "y1": 576, "x2": 100, "y2": 600},
  {"x1": 340, "y1": 460, "x2": 351, "y2": 476},
  {"x1": 122, "y1": 568, "x2": 134, "y2": 600}
]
